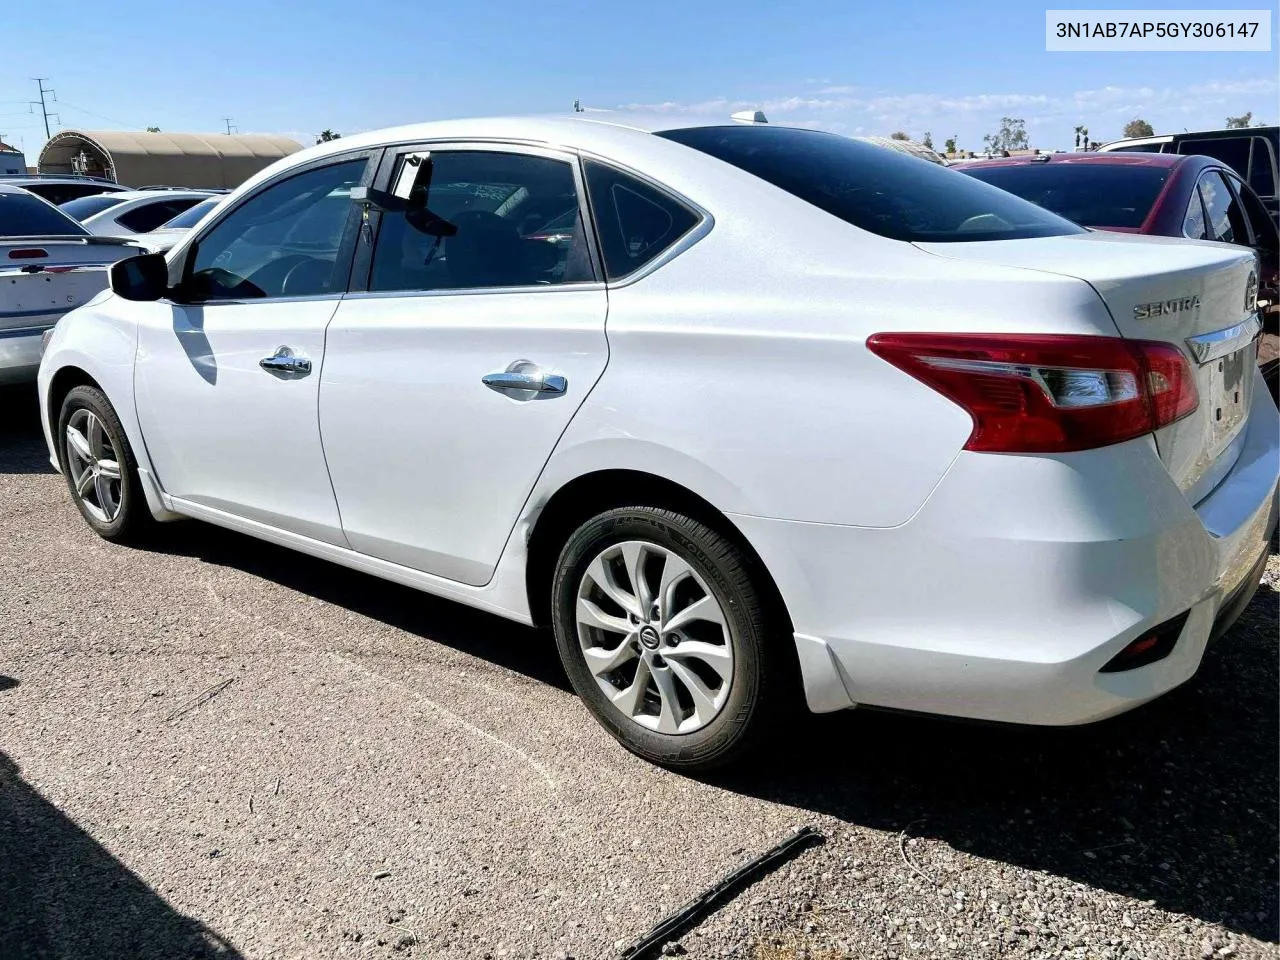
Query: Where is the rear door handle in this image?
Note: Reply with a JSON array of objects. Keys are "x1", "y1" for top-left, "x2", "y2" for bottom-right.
[
  {"x1": 482, "y1": 361, "x2": 567, "y2": 397},
  {"x1": 259, "y1": 346, "x2": 312, "y2": 378}
]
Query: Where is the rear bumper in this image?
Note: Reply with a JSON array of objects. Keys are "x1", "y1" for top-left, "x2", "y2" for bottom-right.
[
  {"x1": 736, "y1": 370, "x2": 1279, "y2": 726},
  {"x1": 0, "y1": 321, "x2": 55, "y2": 385}
]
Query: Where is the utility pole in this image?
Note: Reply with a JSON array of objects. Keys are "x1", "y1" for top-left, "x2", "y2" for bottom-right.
[
  {"x1": 31, "y1": 78, "x2": 56, "y2": 139},
  {"x1": 223, "y1": 117, "x2": 236, "y2": 135}
]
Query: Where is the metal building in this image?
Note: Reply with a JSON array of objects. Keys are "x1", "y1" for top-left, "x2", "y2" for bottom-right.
[{"x1": 37, "y1": 130, "x2": 304, "y2": 188}]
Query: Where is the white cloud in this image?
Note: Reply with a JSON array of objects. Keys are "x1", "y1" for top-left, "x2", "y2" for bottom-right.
[{"x1": 617, "y1": 74, "x2": 1277, "y2": 147}]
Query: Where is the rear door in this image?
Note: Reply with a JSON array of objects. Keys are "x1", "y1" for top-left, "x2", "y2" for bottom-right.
[{"x1": 320, "y1": 143, "x2": 608, "y2": 585}]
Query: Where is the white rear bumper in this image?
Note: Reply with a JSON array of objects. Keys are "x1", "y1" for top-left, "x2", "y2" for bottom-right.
[{"x1": 736, "y1": 370, "x2": 1279, "y2": 726}]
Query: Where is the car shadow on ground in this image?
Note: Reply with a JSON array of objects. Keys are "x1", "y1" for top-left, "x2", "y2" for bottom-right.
[
  {"x1": 0, "y1": 386, "x2": 54, "y2": 475},
  {"x1": 0, "y1": 742, "x2": 242, "y2": 959}
]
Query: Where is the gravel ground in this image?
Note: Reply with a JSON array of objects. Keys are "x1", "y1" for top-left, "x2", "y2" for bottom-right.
[{"x1": 1, "y1": 383, "x2": 1276, "y2": 960}]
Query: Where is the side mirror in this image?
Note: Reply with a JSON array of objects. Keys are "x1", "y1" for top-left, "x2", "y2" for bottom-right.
[{"x1": 109, "y1": 253, "x2": 169, "y2": 302}]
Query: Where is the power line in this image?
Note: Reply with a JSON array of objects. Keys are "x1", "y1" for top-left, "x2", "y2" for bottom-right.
[{"x1": 54, "y1": 99, "x2": 139, "y2": 128}]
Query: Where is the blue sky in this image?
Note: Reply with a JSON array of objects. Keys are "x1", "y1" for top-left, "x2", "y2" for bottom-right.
[{"x1": 1, "y1": 0, "x2": 1276, "y2": 155}]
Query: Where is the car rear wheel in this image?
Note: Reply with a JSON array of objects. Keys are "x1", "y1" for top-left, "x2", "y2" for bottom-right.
[
  {"x1": 58, "y1": 385, "x2": 150, "y2": 543},
  {"x1": 551, "y1": 506, "x2": 792, "y2": 770}
]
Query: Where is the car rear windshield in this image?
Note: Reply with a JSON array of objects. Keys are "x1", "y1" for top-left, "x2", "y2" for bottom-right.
[
  {"x1": 960, "y1": 163, "x2": 1171, "y2": 229},
  {"x1": 59, "y1": 194, "x2": 128, "y2": 221},
  {"x1": 656, "y1": 125, "x2": 1084, "y2": 243},
  {"x1": 0, "y1": 190, "x2": 88, "y2": 237}
]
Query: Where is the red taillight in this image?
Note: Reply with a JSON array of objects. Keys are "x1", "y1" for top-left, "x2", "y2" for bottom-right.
[
  {"x1": 866, "y1": 333, "x2": 1199, "y2": 453},
  {"x1": 8, "y1": 248, "x2": 48, "y2": 260}
]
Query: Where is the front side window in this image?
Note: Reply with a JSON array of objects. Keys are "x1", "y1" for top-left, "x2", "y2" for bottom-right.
[
  {"x1": 961, "y1": 163, "x2": 1169, "y2": 229},
  {"x1": 584, "y1": 161, "x2": 700, "y2": 279},
  {"x1": 1248, "y1": 138, "x2": 1276, "y2": 198},
  {"x1": 1199, "y1": 171, "x2": 1248, "y2": 245},
  {"x1": 1230, "y1": 175, "x2": 1280, "y2": 251},
  {"x1": 186, "y1": 158, "x2": 366, "y2": 301},
  {"x1": 368, "y1": 150, "x2": 592, "y2": 293},
  {"x1": 659, "y1": 125, "x2": 1084, "y2": 243}
]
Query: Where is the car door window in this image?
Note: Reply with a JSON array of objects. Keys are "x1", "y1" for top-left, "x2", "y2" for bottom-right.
[
  {"x1": 116, "y1": 198, "x2": 201, "y2": 234},
  {"x1": 1199, "y1": 171, "x2": 1248, "y2": 245},
  {"x1": 185, "y1": 158, "x2": 366, "y2": 301},
  {"x1": 583, "y1": 161, "x2": 700, "y2": 280},
  {"x1": 1229, "y1": 174, "x2": 1280, "y2": 252},
  {"x1": 367, "y1": 150, "x2": 594, "y2": 293},
  {"x1": 1184, "y1": 187, "x2": 1210, "y2": 240},
  {"x1": 1249, "y1": 138, "x2": 1276, "y2": 198}
]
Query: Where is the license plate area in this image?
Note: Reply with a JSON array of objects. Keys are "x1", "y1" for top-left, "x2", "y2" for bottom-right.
[{"x1": 1205, "y1": 347, "x2": 1251, "y2": 457}]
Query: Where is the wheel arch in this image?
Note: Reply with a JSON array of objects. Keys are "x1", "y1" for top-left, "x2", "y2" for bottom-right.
[
  {"x1": 523, "y1": 468, "x2": 794, "y2": 637},
  {"x1": 45, "y1": 365, "x2": 104, "y2": 465}
]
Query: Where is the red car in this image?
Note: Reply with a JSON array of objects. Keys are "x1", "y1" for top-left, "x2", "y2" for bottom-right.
[{"x1": 960, "y1": 153, "x2": 1279, "y2": 394}]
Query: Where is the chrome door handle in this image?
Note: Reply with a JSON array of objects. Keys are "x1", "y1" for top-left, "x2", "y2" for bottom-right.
[
  {"x1": 482, "y1": 361, "x2": 567, "y2": 397},
  {"x1": 259, "y1": 347, "x2": 312, "y2": 378}
]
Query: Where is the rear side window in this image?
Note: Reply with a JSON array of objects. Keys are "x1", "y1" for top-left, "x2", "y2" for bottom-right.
[
  {"x1": 659, "y1": 125, "x2": 1083, "y2": 243},
  {"x1": 25, "y1": 183, "x2": 115, "y2": 206},
  {"x1": 961, "y1": 163, "x2": 1169, "y2": 229},
  {"x1": 1178, "y1": 137, "x2": 1250, "y2": 178},
  {"x1": 59, "y1": 194, "x2": 127, "y2": 221},
  {"x1": 116, "y1": 198, "x2": 203, "y2": 233},
  {"x1": 584, "y1": 161, "x2": 699, "y2": 279},
  {"x1": 163, "y1": 198, "x2": 219, "y2": 229},
  {"x1": 1198, "y1": 172, "x2": 1248, "y2": 245},
  {"x1": 1183, "y1": 191, "x2": 1209, "y2": 240},
  {"x1": 1248, "y1": 138, "x2": 1276, "y2": 197},
  {"x1": 0, "y1": 190, "x2": 87, "y2": 236}
]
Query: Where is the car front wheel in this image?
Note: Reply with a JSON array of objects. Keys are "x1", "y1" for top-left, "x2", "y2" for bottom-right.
[
  {"x1": 551, "y1": 506, "x2": 792, "y2": 771},
  {"x1": 58, "y1": 385, "x2": 149, "y2": 543}
]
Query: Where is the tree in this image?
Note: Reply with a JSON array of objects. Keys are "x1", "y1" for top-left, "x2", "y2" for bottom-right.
[
  {"x1": 1074, "y1": 125, "x2": 1089, "y2": 150},
  {"x1": 1225, "y1": 111, "x2": 1253, "y2": 128},
  {"x1": 316, "y1": 129, "x2": 342, "y2": 143},
  {"x1": 983, "y1": 116, "x2": 1029, "y2": 154},
  {"x1": 889, "y1": 130, "x2": 909, "y2": 140},
  {"x1": 146, "y1": 126, "x2": 161, "y2": 133},
  {"x1": 921, "y1": 131, "x2": 934, "y2": 150},
  {"x1": 1123, "y1": 118, "x2": 1153, "y2": 138},
  {"x1": 943, "y1": 135, "x2": 957, "y2": 155}
]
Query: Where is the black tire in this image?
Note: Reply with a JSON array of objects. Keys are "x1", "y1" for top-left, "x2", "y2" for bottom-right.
[
  {"x1": 57, "y1": 385, "x2": 151, "y2": 544},
  {"x1": 551, "y1": 506, "x2": 795, "y2": 771}
]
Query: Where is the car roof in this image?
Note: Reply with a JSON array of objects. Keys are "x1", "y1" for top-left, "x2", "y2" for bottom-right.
[
  {"x1": 99, "y1": 189, "x2": 215, "y2": 202},
  {"x1": 963, "y1": 151, "x2": 1187, "y2": 170}
]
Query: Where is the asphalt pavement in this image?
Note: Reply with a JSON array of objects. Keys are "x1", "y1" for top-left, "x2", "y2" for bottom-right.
[{"x1": 1, "y1": 383, "x2": 1276, "y2": 960}]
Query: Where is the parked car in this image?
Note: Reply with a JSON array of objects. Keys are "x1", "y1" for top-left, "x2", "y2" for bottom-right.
[
  {"x1": 60, "y1": 189, "x2": 214, "y2": 237},
  {"x1": 38, "y1": 118, "x2": 1278, "y2": 770},
  {"x1": 959, "y1": 152, "x2": 1279, "y2": 396},
  {"x1": 0, "y1": 174, "x2": 129, "y2": 206},
  {"x1": 1098, "y1": 126, "x2": 1279, "y2": 223},
  {"x1": 0, "y1": 184, "x2": 142, "y2": 384},
  {"x1": 122, "y1": 197, "x2": 228, "y2": 253}
]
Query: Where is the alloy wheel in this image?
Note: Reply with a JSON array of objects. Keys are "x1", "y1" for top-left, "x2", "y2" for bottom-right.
[
  {"x1": 64, "y1": 408, "x2": 124, "y2": 524},
  {"x1": 575, "y1": 540, "x2": 734, "y2": 734}
]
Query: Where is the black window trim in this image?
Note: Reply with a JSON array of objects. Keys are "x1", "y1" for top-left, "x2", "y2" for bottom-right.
[
  {"x1": 577, "y1": 151, "x2": 712, "y2": 287},
  {"x1": 346, "y1": 139, "x2": 606, "y2": 299},
  {"x1": 166, "y1": 148, "x2": 379, "y2": 305}
]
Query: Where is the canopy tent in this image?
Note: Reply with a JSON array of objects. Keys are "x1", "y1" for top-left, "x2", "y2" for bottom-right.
[{"x1": 38, "y1": 130, "x2": 304, "y2": 188}]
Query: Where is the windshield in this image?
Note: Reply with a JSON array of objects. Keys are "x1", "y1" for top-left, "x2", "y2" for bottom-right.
[
  {"x1": 0, "y1": 190, "x2": 88, "y2": 237},
  {"x1": 657, "y1": 125, "x2": 1084, "y2": 243},
  {"x1": 960, "y1": 163, "x2": 1171, "y2": 229},
  {"x1": 59, "y1": 194, "x2": 128, "y2": 221},
  {"x1": 162, "y1": 197, "x2": 220, "y2": 229}
]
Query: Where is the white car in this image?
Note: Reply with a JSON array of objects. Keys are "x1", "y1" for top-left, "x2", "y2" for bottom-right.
[
  {"x1": 37, "y1": 117, "x2": 1279, "y2": 770},
  {"x1": 122, "y1": 196, "x2": 224, "y2": 253},
  {"x1": 59, "y1": 189, "x2": 214, "y2": 238},
  {"x1": 0, "y1": 184, "x2": 142, "y2": 384}
]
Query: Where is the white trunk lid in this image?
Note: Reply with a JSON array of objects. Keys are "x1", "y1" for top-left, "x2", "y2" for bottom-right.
[
  {"x1": 915, "y1": 232, "x2": 1261, "y2": 501},
  {"x1": 0, "y1": 236, "x2": 138, "y2": 332}
]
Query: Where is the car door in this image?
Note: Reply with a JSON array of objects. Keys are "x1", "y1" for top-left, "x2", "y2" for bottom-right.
[
  {"x1": 133, "y1": 152, "x2": 374, "y2": 544},
  {"x1": 320, "y1": 144, "x2": 608, "y2": 585}
]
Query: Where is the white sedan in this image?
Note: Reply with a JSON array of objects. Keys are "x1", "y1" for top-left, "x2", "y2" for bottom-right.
[
  {"x1": 59, "y1": 189, "x2": 214, "y2": 237},
  {"x1": 37, "y1": 116, "x2": 1279, "y2": 770}
]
